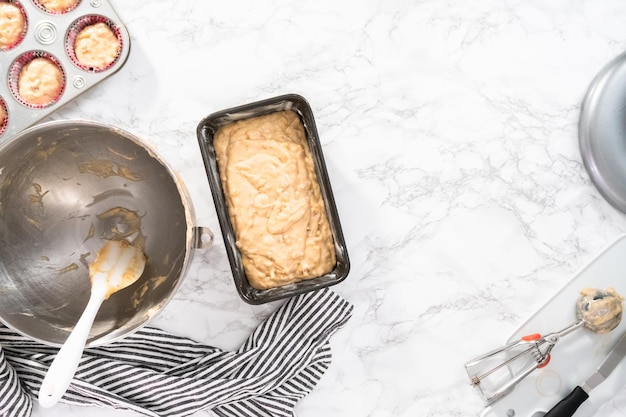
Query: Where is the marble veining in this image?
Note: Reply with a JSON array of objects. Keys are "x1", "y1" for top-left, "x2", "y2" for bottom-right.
[{"x1": 23, "y1": 0, "x2": 626, "y2": 416}]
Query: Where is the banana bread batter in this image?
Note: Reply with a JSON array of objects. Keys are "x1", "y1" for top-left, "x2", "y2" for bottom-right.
[
  {"x1": 38, "y1": 0, "x2": 78, "y2": 13},
  {"x1": 0, "y1": 2, "x2": 25, "y2": 49},
  {"x1": 18, "y1": 57, "x2": 64, "y2": 106},
  {"x1": 74, "y1": 22, "x2": 120, "y2": 69},
  {"x1": 214, "y1": 110, "x2": 336, "y2": 289},
  {"x1": 577, "y1": 287, "x2": 623, "y2": 334}
]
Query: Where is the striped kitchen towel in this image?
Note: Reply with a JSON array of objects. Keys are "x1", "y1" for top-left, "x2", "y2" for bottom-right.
[{"x1": 0, "y1": 288, "x2": 353, "y2": 417}]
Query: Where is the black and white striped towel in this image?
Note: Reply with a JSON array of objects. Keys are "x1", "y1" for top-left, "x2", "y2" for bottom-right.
[{"x1": 0, "y1": 288, "x2": 353, "y2": 417}]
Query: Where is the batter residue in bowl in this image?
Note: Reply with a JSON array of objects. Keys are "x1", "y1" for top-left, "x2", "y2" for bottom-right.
[
  {"x1": 96, "y1": 207, "x2": 143, "y2": 241},
  {"x1": 78, "y1": 159, "x2": 144, "y2": 181}
]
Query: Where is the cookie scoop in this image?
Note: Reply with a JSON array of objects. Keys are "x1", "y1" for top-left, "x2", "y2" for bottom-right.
[{"x1": 576, "y1": 287, "x2": 623, "y2": 334}]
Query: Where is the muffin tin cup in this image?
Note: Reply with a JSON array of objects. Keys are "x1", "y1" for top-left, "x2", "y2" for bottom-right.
[
  {"x1": 65, "y1": 14, "x2": 122, "y2": 72},
  {"x1": 0, "y1": 96, "x2": 8, "y2": 133},
  {"x1": 0, "y1": 1, "x2": 28, "y2": 52},
  {"x1": 32, "y1": 0, "x2": 80, "y2": 15},
  {"x1": 197, "y1": 94, "x2": 351, "y2": 304},
  {"x1": 0, "y1": 0, "x2": 130, "y2": 139},
  {"x1": 8, "y1": 50, "x2": 66, "y2": 108}
]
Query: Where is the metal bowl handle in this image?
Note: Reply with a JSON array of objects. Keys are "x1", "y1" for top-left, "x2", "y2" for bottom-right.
[{"x1": 193, "y1": 226, "x2": 214, "y2": 249}]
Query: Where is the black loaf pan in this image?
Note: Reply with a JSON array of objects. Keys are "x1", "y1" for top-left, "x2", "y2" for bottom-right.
[{"x1": 196, "y1": 94, "x2": 350, "y2": 304}]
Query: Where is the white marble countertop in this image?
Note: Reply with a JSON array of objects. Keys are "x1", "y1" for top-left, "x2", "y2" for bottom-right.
[{"x1": 25, "y1": 0, "x2": 626, "y2": 416}]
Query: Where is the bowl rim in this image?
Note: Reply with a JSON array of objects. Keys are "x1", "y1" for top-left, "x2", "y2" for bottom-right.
[{"x1": 0, "y1": 118, "x2": 199, "y2": 347}]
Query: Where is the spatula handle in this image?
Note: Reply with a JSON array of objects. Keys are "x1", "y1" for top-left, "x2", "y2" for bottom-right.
[
  {"x1": 543, "y1": 386, "x2": 589, "y2": 417},
  {"x1": 38, "y1": 285, "x2": 107, "y2": 408}
]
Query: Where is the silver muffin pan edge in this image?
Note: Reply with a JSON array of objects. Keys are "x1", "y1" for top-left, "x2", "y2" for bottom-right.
[{"x1": 0, "y1": 0, "x2": 131, "y2": 140}]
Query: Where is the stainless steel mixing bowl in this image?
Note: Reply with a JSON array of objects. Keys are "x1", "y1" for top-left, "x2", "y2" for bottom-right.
[{"x1": 0, "y1": 120, "x2": 212, "y2": 347}]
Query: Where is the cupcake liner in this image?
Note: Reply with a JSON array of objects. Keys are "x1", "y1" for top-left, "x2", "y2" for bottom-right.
[
  {"x1": 32, "y1": 0, "x2": 80, "y2": 15},
  {"x1": 8, "y1": 50, "x2": 66, "y2": 109},
  {"x1": 65, "y1": 14, "x2": 122, "y2": 72},
  {"x1": 0, "y1": 0, "x2": 28, "y2": 51},
  {"x1": 0, "y1": 96, "x2": 8, "y2": 136}
]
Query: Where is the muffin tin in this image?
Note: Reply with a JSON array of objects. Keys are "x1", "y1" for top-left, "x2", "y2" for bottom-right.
[
  {"x1": 197, "y1": 94, "x2": 350, "y2": 304},
  {"x1": 0, "y1": 0, "x2": 130, "y2": 139}
]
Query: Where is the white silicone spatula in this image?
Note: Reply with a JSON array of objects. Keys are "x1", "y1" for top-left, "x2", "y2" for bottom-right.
[{"x1": 38, "y1": 239, "x2": 146, "y2": 408}]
